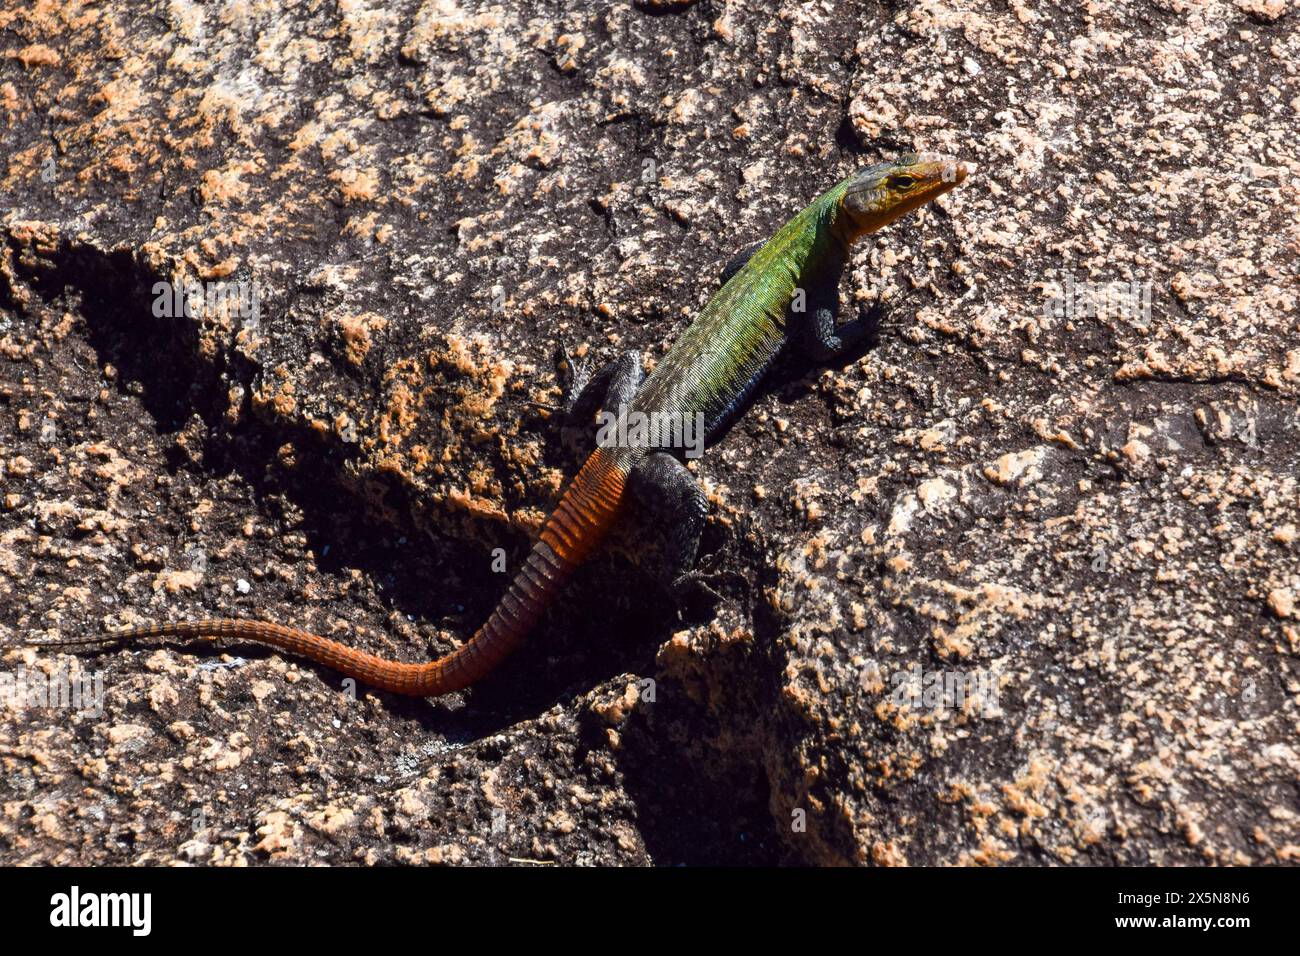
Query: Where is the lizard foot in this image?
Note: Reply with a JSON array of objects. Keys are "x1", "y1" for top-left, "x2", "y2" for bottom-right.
[
  {"x1": 669, "y1": 552, "x2": 738, "y2": 617},
  {"x1": 559, "y1": 345, "x2": 592, "y2": 414}
]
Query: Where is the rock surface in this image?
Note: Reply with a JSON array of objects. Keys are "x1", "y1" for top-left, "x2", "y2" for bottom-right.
[{"x1": 1, "y1": 0, "x2": 1297, "y2": 865}]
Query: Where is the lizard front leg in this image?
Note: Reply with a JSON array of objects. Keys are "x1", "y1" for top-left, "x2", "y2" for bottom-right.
[{"x1": 792, "y1": 268, "x2": 879, "y2": 362}]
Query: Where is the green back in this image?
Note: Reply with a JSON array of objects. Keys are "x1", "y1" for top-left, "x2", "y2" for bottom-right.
[{"x1": 631, "y1": 174, "x2": 854, "y2": 435}]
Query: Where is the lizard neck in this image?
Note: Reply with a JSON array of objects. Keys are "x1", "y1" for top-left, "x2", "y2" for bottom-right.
[
  {"x1": 797, "y1": 200, "x2": 854, "y2": 287},
  {"x1": 825, "y1": 203, "x2": 863, "y2": 262}
]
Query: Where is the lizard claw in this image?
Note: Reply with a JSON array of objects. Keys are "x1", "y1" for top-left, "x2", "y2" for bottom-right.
[
  {"x1": 559, "y1": 345, "x2": 592, "y2": 412},
  {"x1": 669, "y1": 555, "x2": 736, "y2": 615}
]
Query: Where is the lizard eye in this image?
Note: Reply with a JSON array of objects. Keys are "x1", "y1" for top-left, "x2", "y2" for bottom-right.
[{"x1": 890, "y1": 175, "x2": 916, "y2": 190}]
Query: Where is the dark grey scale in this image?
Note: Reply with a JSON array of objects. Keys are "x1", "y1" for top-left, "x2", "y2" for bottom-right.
[
  {"x1": 524, "y1": 547, "x2": 554, "y2": 582},
  {"x1": 625, "y1": 452, "x2": 710, "y2": 594},
  {"x1": 515, "y1": 563, "x2": 547, "y2": 605},
  {"x1": 512, "y1": 572, "x2": 547, "y2": 617},
  {"x1": 531, "y1": 541, "x2": 567, "y2": 581},
  {"x1": 495, "y1": 590, "x2": 529, "y2": 630}
]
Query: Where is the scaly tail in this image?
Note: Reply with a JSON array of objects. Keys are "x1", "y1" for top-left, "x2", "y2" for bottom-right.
[{"x1": 39, "y1": 449, "x2": 629, "y2": 697}]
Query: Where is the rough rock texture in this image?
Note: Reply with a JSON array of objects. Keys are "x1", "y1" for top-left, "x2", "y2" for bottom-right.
[{"x1": 1, "y1": 0, "x2": 1297, "y2": 865}]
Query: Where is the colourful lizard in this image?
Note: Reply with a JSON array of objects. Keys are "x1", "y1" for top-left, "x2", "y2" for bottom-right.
[{"x1": 53, "y1": 154, "x2": 971, "y2": 697}]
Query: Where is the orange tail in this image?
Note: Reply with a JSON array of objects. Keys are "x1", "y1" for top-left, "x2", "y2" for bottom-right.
[{"x1": 105, "y1": 450, "x2": 628, "y2": 697}]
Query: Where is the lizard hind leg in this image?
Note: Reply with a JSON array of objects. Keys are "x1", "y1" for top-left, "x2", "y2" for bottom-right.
[{"x1": 625, "y1": 451, "x2": 717, "y2": 605}]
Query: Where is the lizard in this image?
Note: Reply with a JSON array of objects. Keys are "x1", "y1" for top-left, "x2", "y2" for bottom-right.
[{"x1": 37, "y1": 153, "x2": 971, "y2": 697}]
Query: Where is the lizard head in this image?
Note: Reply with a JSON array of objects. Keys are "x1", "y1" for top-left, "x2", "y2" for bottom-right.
[{"x1": 840, "y1": 153, "x2": 971, "y2": 237}]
